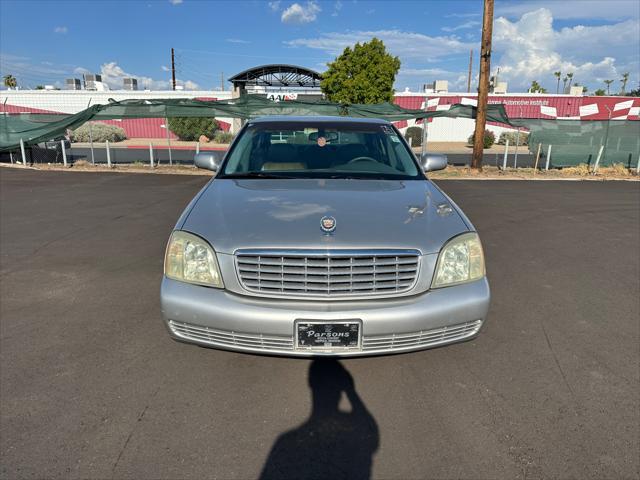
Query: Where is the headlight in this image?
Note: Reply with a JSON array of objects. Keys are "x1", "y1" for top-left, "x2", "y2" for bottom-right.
[
  {"x1": 164, "y1": 231, "x2": 223, "y2": 288},
  {"x1": 432, "y1": 232, "x2": 485, "y2": 288}
]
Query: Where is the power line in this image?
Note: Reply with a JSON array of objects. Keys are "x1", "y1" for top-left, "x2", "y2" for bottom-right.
[{"x1": 175, "y1": 47, "x2": 329, "y2": 62}]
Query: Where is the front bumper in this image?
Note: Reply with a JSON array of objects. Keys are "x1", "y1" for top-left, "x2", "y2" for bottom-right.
[{"x1": 160, "y1": 277, "x2": 490, "y2": 357}]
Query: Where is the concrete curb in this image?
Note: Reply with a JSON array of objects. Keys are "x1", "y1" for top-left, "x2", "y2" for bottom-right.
[{"x1": 2, "y1": 163, "x2": 637, "y2": 181}]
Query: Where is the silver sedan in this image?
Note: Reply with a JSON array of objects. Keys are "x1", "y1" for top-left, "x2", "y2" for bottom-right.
[{"x1": 161, "y1": 116, "x2": 490, "y2": 356}]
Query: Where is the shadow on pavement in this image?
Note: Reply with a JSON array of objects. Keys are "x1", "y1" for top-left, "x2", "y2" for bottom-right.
[{"x1": 259, "y1": 359, "x2": 379, "y2": 480}]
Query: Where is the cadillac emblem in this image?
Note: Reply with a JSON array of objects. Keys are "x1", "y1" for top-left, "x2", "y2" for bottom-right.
[{"x1": 320, "y1": 216, "x2": 337, "y2": 234}]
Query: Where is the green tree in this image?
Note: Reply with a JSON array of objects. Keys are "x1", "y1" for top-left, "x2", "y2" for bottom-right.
[
  {"x1": 35, "y1": 85, "x2": 45, "y2": 90},
  {"x1": 3, "y1": 74, "x2": 17, "y2": 89},
  {"x1": 404, "y1": 126, "x2": 424, "y2": 147},
  {"x1": 566, "y1": 72, "x2": 574, "y2": 90},
  {"x1": 620, "y1": 72, "x2": 629, "y2": 95},
  {"x1": 553, "y1": 71, "x2": 562, "y2": 94},
  {"x1": 167, "y1": 117, "x2": 219, "y2": 141},
  {"x1": 562, "y1": 76, "x2": 568, "y2": 93},
  {"x1": 321, "y1": 38, "x2": 401, "y2": 104},
  {"x1": 529, "y1": 80, "x2": 547, "y2": 93},
  {"x1": 594, "y1": 88, "x2": 606, "y2": 96},
  {"x1": 604, "y1": 79, "x2": 614, "y2": 95}
]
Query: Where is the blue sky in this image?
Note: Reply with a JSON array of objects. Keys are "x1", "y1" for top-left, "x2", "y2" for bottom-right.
[{"x1": 1, "y1": 0, "x2": 638, "y2": 93}]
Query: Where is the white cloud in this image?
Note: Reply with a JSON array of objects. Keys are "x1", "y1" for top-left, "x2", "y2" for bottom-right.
[
  {"x1": 287, "y1": 30, "x2": 474, "y2": 91},
  {"x1": 287, "y1": 30, "x2": 474, "y2": 61},
  {"x1": 161, "y1": 65, "x2": 170, "y2": 72},
  {"x1": 398, "y1": 69, "x2": 468, "y2": 92},
  {"x1": 496, "y1": 0, "x2": 639, "y2": 20},
  {"x1": 445, "y1": 12, "x2": 481, "y2": 19},
  {"x1": 441, "y1": 20, "x2": 480, "y2": 32},
  {"x1": 54, "y1": 26, "x2": 68, "y2": 34},
  {"x1": 331, "y1": 0, "x2": 342, "y2": 17},
  {"x1": 169, "y1": 0, "x2": 183, "y2": 5},
  {"x1": 281, "y1": 2, "x2": 321, "y2": 24},
  {"x1": 268, "y1": 1, "x2": 281, "y2": 11},
  {"x1": 93, "y1": 62, "x2": 200, "y2": 90},
  {"x1": 183, "y1": 80, "x2": 199, "y2": 90},
  {"x1": 400, "y1": 68, "x2": 459, "y2": 77},
  {"x1": 0, "y1": 58, "x2": 63, "y2": 90},
  {"x1": 225, "y1": 38, "x2": 251, "y2": 44},
  {"x1": 0, "y1": 54, "x2": 200, "y2": 91},
  {"x1": 493, "y1": 8, "x2": 639, "y2": 91}
]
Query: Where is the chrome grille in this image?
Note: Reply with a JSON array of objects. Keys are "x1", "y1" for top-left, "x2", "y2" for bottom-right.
[
  {"x1": 235, "y1": 249, "x2": 420, "y2": 297},
  {"x1": 362, "y1": 320, "x2": 482, "y2": 351},
  {"x1": 168, "y1": 319, "x2": 481, "y2": 354},
  {"x1": 169, "y1": 320, "x2": 294, "y2": 351}
]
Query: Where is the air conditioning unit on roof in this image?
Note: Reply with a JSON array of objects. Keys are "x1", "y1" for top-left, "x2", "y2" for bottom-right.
[
  {"x1": 65, "y1": 78, "x2": 81, "y2": 90},
  {"x1": 123, "y1": 78, "x2": 138, "y2": 90},
  {"x1": 434, "y1": 80, "x2": 448, "y2": 93}
]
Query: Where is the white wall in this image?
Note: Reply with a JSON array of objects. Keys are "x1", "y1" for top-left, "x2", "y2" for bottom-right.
[
  {"x1": 398, "y1": 117, "x2": 517, "y2": 142},
  {"x1": 1, "y1": 89, "x2": 233, "y2": 114}
]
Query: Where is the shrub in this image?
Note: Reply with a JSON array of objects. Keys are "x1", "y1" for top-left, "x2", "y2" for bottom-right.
[
  {"x1": 498, "y1": 131, "x2": 529, "y2": 146},
  {"x1": 467, "y1": 129, "x2": 496, "y2": 149},
  {"x1": 70, "y1": 122, "x2": 127, "y2": 143},
  {"x1": 404, "y1": 126, "x2": 424, "y2": 147},
  {"x1": 168, "y1": 117, "x2": 219, "y2": 141},
  {"x1": 213, "y1": 130, "x2": 234, "y2": 144}
]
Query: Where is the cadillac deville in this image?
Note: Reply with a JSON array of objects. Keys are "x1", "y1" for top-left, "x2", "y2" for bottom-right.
[{"x1": 161, "y1": 117, "x2": 490, "y2": 356}]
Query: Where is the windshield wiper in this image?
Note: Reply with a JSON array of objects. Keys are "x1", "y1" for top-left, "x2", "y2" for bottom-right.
[
  {"x1": 325, "y1": 174, "x2": 389, "y2": 180},
  {"x1": 220, "y1": 172, "x2": 298, "y2": 179}
]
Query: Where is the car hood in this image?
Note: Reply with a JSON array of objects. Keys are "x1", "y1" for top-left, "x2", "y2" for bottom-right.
[{"x1": 181, "y1": 178, "x2": 470, "y2": 255}]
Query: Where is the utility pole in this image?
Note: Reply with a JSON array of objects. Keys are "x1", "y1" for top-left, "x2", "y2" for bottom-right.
[
  {"x1": 467, "y1": 49, "x2": 473, "y2": 93},
  {"x1": 471, "y1": 0, "x2": 494, "y2": 171},
  {"x1": 171, "y1": 47, "x2": 176, "y2": 91},
  {"x1": 221, "y1": 71, "x2": 224, "y2": 91}
]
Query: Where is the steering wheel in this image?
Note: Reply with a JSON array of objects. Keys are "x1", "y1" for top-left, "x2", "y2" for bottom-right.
[{"x1": 347, "y1": 156, "x2": 376, "y2": 165}]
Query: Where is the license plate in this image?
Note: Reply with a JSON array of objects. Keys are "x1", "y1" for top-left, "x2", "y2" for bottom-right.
[{"x1": 296, "y1": 321, "x2": 361, "y2": 350}]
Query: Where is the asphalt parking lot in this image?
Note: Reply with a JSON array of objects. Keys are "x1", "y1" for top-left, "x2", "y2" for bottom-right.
[{"x1": 1, "y1": 169, "x2": 638, "y2": 479}]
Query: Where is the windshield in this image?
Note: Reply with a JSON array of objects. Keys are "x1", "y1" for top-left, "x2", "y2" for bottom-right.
[{"x1": 219, "y1": 121, "x2": 422, "y2": 180}]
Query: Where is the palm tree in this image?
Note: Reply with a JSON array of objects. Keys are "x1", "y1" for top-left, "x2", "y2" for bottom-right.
[
  {"x1": 604, "y1": 80, "x2": 614, "y2": 95},
  {"x1": 562, "y1": 76, "x2": 568, "y2": 93},
  {"x1": 553, "y1": 71, "x2": 562, "y2": 94},
  {"x1": 3, "y1": 74, "x2": 17, "y2": 89},
  {"x1": 620, "y1": 72, "x2": 629, "y2": 95},
  {"x1": 529, "y1": 80, "x2": 547, "y2": 93},
  {"x1": 566, "y1": 72, "x2": 574, "y2": 91}
]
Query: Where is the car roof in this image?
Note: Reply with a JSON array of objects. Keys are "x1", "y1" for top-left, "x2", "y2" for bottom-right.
[{"x1": 249, "y1": 116, "x2": 391, "y2": 125}]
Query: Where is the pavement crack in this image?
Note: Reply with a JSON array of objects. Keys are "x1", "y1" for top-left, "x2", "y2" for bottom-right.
[
  {"x1": 111, "y1": 386, "x2": 160, "y2": 477},
  {"x1": 539, "y1": 320, "x2": 579, "y2": 412}
]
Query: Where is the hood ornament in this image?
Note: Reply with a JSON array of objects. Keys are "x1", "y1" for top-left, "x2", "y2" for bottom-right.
[{"x1": 320, "y1": 216, "x2": 337, "y2": 234}]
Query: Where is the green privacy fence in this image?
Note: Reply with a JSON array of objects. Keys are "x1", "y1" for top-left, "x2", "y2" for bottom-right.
[
  {"x1": 511, "y1": 119, "x2": 640, "y2": 168},
  {"x1": 1, "y1": 95, "x2": 639, "y2": 170},
  {"x1": 1, "y1": 96, "x2": 511, "y2": 152}
]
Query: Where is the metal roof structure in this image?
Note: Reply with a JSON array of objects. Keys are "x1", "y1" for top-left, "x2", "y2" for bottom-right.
[{"x1": 228, "y1": 64, "x2": 322, "y2": 88}]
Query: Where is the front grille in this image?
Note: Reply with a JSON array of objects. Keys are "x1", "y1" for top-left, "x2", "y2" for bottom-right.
[
  {"x1": 169, "y1": 320, "x2": 294, "y2": 351},
  {"x1": 168, "y1": 319, "x2": 482, "y2": 354},
  {"x1": 235, "y1": 249, "x2": 420, "y2": 297},
  {"x1": 362, "y1": 320, "x2": 482, "y2": 351}
]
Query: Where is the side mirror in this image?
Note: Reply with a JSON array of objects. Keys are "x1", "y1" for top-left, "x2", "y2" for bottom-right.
[
  {"x1": 419, "y1": 153, "x2": 448, "y2": 173},
  {"x1": 194, "y1": 152, "x2": 222, "y2": 172}
]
